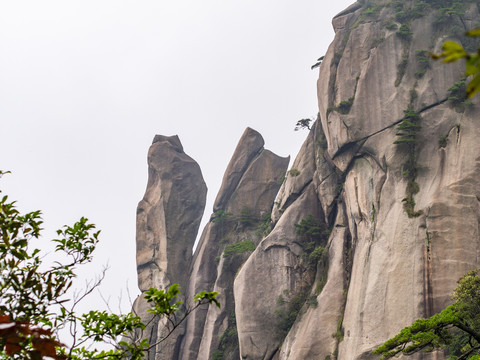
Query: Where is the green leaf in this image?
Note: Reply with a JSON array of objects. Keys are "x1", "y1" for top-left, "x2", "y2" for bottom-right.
[
  {"x1": 467, "y1": 73, "x2": 480, "y2": 98},
  {"x1": 466, "y1": 28, "x2": 480, "y2": 37},
  {"x1": 466, "y1": 54, "x2": 480, "y2": 76},
  {"x1": 441, "y1": 41, "x2": 468, "y2": 63}
]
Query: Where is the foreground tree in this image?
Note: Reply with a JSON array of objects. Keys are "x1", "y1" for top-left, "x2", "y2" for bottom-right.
[
  {"x1": 0, "y1": 171, "x2": 219, "y2": 359},
  {"x1": 374, "y1": 269, "x2": 480, "y2": 359}
]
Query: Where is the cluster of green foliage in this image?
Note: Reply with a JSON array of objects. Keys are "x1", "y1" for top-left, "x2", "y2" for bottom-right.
[
  {"x1": 327, "y1": 81, "x2": 359, "y2": 116},
  {"x1": 0, "y1": 171, "x2": 220, "y2": 360},
  {"x1": 385, "y1": 22, "x2": 398, "y2": 31},
  {"x1": 294, "y1": 118, "x2": 312, "y2": 131},
  {"x1": 272, "y1": 215, "x2": 330, "y2": 340},
  {"x1": 430, "y1": 0, "x2": 468, "y2": 29},
  {"x1": 311, "y1": 56, "x2": 324, "y2": 70},
  {"x1": 317, "y1": 127, "x2": 328, "y2": 155},
  {"x1": 212, "y1": 210, "x2": 232, "y2": 224},
  {"x1": 307, "y1": 294, "x2": 318, "y2": 308},
  {"x1": 333, "y1": 315, "x2": 345, "y2": 342},
  {"x1": 351, "y1": 0, "x2": 383, "y2": 29},
  {"x1": 295, "y1": 214, "x2": 329, "y2": 265},
  {"x1": 255, "y1": 212, "x2": 273, "y2": 238},
  {"x1": 239, "y1": 207, "x2": 255, "y2": 226},
  {"x1": 389, "y1": 1, "x2": 427, "y2": 24},
  {"x1": 384, "y1": 1, "x2": 433, "y2": 86},
  {"x1": 374, "y1": 269, "x2": 480, "y2": 359},
  {"x1": 378, "y1": 0, "x2": 480, "y2": 90},
  {"x1": 337, "y1": 98, "x2": 355, "y2": 114},
  {"x1": 212, "y1": 209, "x2": 232, "y2": 239},
  {"x1": 315, "y1": 272, "x2": 328, "y2": 296},
  {"x1": 394, "y1": 108, "x2": 423, "y2": 218},
  {"x1": 274, "y1": 290, "x2": 309, "y2": 339},
  {"x1": 212, "y1": 311, "x2": 238, "y2": 360},
  {"x1": 438, "y1": 135, "x2": 449, "y2": 148},
  {"x1": 361, "y1": 1, "x2": 381, "y2": 17},
  {"x1": 309, "y1": 246, "x2": 327, "y2": 264},
  {"x1": 414, "y1": 50, "x2": 430, "y2": 79},
  {"x1": 223, "y1": 241, "x2": 256, "y2": 258},
  {"x1": 372, "y1": 37, "x2": 385, "y2": 48},
  {"x1": 394, "y1": 108, "x2": 422, "y2": 145},
  {"x1": 395, "y1": 55, "x2": 409, "y2": 87},
  {"x1": 211, "y1": 350, "x2": 223, "y2": 360},
  {"x1": 295, "y1": 215, "x2": 323, "y2": 236},
  {"x1": 445, "y1": 78, "x2": 475, "y2": 111},
  {"x1": 397, "y1": 24, "x2": 413, "y2": 41},
  {"x1": 288, "y1": 169, "x2": 301, "y2": 177}
]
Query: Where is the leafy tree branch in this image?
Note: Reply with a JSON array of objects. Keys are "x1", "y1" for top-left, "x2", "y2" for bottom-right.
[
  {"x1": 0, "y1": 170, "x2": 219, "y2": 360},
  {"x1": 374, "y1": 270, "x2": 480, "y2": 359}
]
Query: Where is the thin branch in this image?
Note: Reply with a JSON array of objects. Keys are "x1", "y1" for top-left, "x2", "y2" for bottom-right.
[
  {"x1": 457, "y1": 345, "x2": 480, "y2": 360},
  {"x1": 455, "y1": 321, "x2": 480, "y2": 344},
  {"x1": 98, "y1": 290, "x2": 114, "y2": 314}
]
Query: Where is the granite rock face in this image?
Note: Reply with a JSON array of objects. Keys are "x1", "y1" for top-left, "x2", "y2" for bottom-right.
[
  {"x1": 322, "y1": 2, "x2": 480, "y2": 358},
  {"x1": 136, "y1": 135, "x2": 207, "y2": 292},
  {"x1": 133, "y1": 129, "x2": 289, "y2": 360},
  {"x1": 179, "y1": 128, "x2": 289, "y2": 360},
  {"x1": 235, "y1": 0, "x2": 480, "y2": 359},
  {"x1": 134, "y1": 1, "x2": 480, "y2": 359},
  {"x1": 134, "y1": 135, "x2": 207, "y2": 360}
]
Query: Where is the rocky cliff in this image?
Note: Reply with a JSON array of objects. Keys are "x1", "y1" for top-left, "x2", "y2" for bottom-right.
[{"x1": 134, "y1": 1, "x2": 480, "y2": 359}]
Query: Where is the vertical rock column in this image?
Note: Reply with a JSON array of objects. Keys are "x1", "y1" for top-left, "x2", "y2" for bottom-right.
[{"x1": 134, "y1": 135, "x2": 207, "y2": 359}]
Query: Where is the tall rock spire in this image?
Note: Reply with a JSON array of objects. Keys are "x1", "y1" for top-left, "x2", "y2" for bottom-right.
[{"x1": 136, "y1": 135, "x2": 207, "y2": 292}]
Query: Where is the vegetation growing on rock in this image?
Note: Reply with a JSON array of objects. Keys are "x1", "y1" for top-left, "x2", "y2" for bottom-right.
[
  {"x1": 447, "y1": 79, "x2": 475, "y2": 111},
  {"x1": 212, "y1": 311, "x2": 238, "y2": 360},
  {"x1": 414, "y1": 50, "x2": 430, "y2": 79},
  {"x1": 223, "y1": 241, "x2": 256, "y2": 258},
  {"x1": 294, "y1": 118, "x2": 312, "y2": 131},
  {"x1": 274, "y1": 290, "x2": 309, "y2": 339},
  {"x1": 374, "y1": 269, "x2": 480, "y2": 359},
  {"x1": 255, "y1": 212, "x2": 273, "y2": 238},
  {"x1": 288, "y1": 168, "x2": 301, "y2": 177},
  {"x1": 394, "y1": 108, "x2": 423, "y2": 218}
]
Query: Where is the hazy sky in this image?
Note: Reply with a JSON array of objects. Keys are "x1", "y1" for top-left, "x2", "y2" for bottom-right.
[{"x1": 0, "y1": 0, "x2": 353, "y2": 317}]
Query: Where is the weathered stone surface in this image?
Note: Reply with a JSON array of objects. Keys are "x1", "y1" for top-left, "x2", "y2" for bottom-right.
[
  {"x1": 179, "y1": 129, "x2": 289, "y2": 360},
  {"x1": 234, "y1": 184, "x2": 324, "y2": 359},
  {"x1": 133, "y1": 1, "x2": 480, "y2": 359},
  {"x1": 279, "y1": 203, "x2": 350, "y2": 360},
  {"x1": 132, "y1": 135, "x2": 207, "y2": 360},
  {"x1": 272, "y1": 130, "x2": 316, "y2": 223},
  {"x1": 136, "y1": 135, "x2": 207, "y2": 292},
  {"x1": 214, "y1": 127, "x2": 265, "y2": 211},
  {"x1": 320, "y1": 1, "x2": 480, "y2": 359},
  {"x1": 236, "y1": 1, "x2": 480, "y2": 359},
  {"x1": 225, "y1": 149, "x2": 290, "y2": 217}
]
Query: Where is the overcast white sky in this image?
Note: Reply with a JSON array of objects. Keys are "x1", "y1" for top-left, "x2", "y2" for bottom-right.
[{"x1": 0, "y1": 0, "x2": 353, "y2": 317}]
